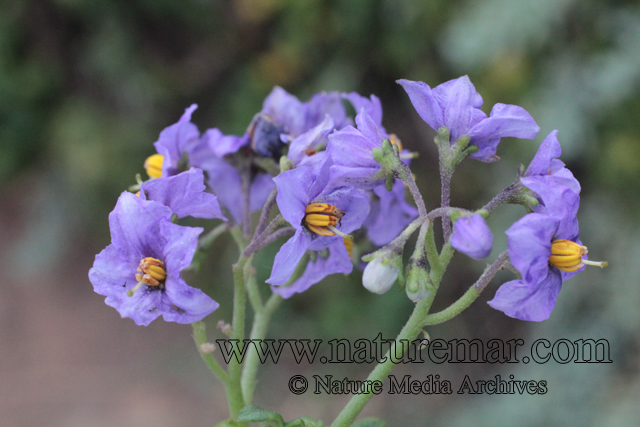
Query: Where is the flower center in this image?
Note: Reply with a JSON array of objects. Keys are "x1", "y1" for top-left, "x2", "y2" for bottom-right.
[
  {"x1": 127, "y1": 257, "x2": 167, "y2": 297},
  {"x1": 304, "y1": 203, "x2": 352, "y2": 239},
  {"x1": 549, "y1": 239, "x2": 608, "y2": 272},
  {"x1": 144, "y1": 154, "x2": 164, "y2": 179}
]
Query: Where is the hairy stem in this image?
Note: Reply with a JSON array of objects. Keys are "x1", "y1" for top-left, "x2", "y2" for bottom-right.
[
  {"x1": 424, "y1": 251, "x2": 509, "y2": 325},
  {"x1": 192, "y1": 321, "x2": 229, "y2": 383},
  {"x1": 241, "y1": 293, "x2": 283, "y2": 404}
]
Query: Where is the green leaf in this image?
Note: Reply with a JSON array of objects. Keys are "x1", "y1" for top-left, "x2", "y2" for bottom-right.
[
  {"x1": 351, "y1": 417, "x2": 388, "y2": 427},
  {"x1": 238, "y1": 405, "x2": 285, "y2": 426}
]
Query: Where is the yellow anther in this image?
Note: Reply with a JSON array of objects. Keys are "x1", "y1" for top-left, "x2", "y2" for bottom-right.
[
  {"x1": 134, "y1": 257, "x2": 167, "y2": 288},
  {"x1": 303, "y1": 203, "x2": 345, "y2": 237},
  {"x1": 389, "y1": 134, "x2": 403, "y2": 152},
  {"x1": 344, "y1": 238, "x2": 354, "y2": 258},
  {"x1": 549, "y1": 239, "x2": 608, "y2": 272},
  {"x1": 144, "y1": 154, "x2": 164, "y2": 179}
]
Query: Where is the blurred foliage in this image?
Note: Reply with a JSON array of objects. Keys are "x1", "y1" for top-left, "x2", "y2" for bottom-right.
[{"x1": 2, "y1": 0, "x2": 640, "y2": 425}]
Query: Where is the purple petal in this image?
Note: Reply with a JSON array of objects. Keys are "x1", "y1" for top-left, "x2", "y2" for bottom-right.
[
  {"x1": 487, "y1": 269, "x2": 563, "y2": 321},
  {"x1": 262, "y1": 86, "x2": 306, "y2": 136},
  {"x1": 159, "y1": 220, "x2": 202, "y2": 275},
  {"x1": 266, "y1": 230, "x2": 312, "y2": 286},
  {"x1": 105, "y1": 287, "x2": 162, "y2": 326},
  {"x1": 522, "y1": 178, "x2": 580, "y2": 241},
  {"x1": 154, "y1": 104, "x2": 200, "y2": 177},
  {"x1": 451, "y1": 214, "x2": 493, "y2": 260},
  {"x1": 306, "y1": 92, "x2": 349, "y2": 131},
  {"x1": 439, "y1": 76, "x2": 483, "y2": 142},
  {"x1": 525, "y1": 130, "x2": 562, "y2": 176},
  {"x1": 343, "y1": 92, "x2": 383, "y2": 127},
  {"x1": 250, "y1": 173, "x2": 276, "y2": 213},
  {"x1": 364, "y1": 180, "x2": 419, "y2": 246},
  {"x1": 160, "y1": 277, "x2": 219, "y2": 324},
  {"x1": 354, "y1": 109, "x2": 388, "y2": 148},
  {"x1": 141, "y1": 168, "x2": 226, "y2": 220},
  {"x1": 288, "y1": 115, "x2": 334, "y2": 165},
  {"x1": 319, "y1": 187, "x2": 370, "y2": 234},
  {"x1": 397, "y1": 79, "x2": 444, "y2": 132},
  {"x1": 204, "y1": 128, "x2": 249, "y2": 158},
  {"x1": 468, "y1": 103, "x2": 540, "y2": 144},
  {"x1": 506, "y1": 213, "x2": 558, "y2": 284},
  {"x1": 203, "y1": 158, "x2": 244, "y2": 224},
  {"x1": 106, "y1": 192, "x2": 172, "y2": 261},
  {"x1": 273, "y1": 237, "x2": 352, "y2": 298},
  {"x1": 273, "y1": 167, "x2": 313, "y2": 229}
]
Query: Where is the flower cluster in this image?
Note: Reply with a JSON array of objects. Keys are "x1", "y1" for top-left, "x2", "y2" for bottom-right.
[{"x1": 90, "y1": 76, "x2": 606, "y2": 327}]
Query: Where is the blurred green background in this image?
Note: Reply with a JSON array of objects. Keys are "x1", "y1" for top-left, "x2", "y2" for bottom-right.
[{"x1": 1, "y1": 0, "x2": 638, "y2": 425}]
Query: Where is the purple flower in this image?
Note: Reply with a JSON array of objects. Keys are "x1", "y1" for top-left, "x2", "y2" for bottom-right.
[
  {"x1": 287, "y1": 115, "x2": 335, "y2": 166},
  {"x1": 450, "y1": 214, "x2": 493, "y2": 260},
  {"x1": 327, "y1": 109, "x2": 396, "y2": 190},
  {"x1": 140, "y1": 168, "x2": 226, "y2": 220},
  {"x1": 266, "y1": 158, "x2": 370, "y2": 288},
  {"x1": 397, "y1": 76, "x2": 540, "y2": 162},
  {"x1": 364, "y1": 179, "x2": 418, "y2": 246},
  {"x1": 153, "y1": 104, "x2": 201, "y2": 177},
  {"x1": 488, "y1": 186, "x2": 605, "y2": 321},
  {"x1": 89, "y1": 192, "x2": 218, "y2": 325}
]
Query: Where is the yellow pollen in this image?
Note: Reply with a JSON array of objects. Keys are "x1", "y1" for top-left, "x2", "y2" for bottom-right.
[
  {"x1": 389, "y1": 134, "x2": 403, "y2": 152},
  {"x1": 304, "y1": 203, "x2": 344, "y2": 237},
  {"x1": 135, "y1": 191, "x2": 141, "y2": 197},
  {"x1": 549, "y1": 239, "x2": 608, "y2": 272},
  {"x1": 144, "y1": 154, "x2": 164, "y2": 179},
  {"x1": 135, "y1": 257, "x2": 167, "y2": 288},
  {"x1": 344, "y1": 238, "x2": 354, "y2": 258}
]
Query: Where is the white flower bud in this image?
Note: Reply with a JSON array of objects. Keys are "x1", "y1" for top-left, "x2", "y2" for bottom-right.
[{"x1": 363, "y1": 257, "x2": 399, "y2": 294}]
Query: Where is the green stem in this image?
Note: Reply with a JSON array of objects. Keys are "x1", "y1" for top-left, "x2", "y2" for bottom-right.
[
  {"x1": 241, "y1": 293, "x2": 283, "y2": 403},
  {"x1": 199, "y1": 222, "x2": 230, "y2": 251},
  {"x1": 191, "y1": 321, "x2": 229, "y2": 384},
  {"x1": 330, "y1": 294, "x2": 436, "y2": 427},
  {"x1": 424, "y1": 250, "x2": 510, "y2": 325},
  {"x1": 227, "y1": 254, "x2": 249, "y2": 420},
  {"x1": 424, "y1": 221, "x2": 439, "y2": 271},
  {"x1": 245, "y1": 263, "x2": 263, "y2": 314}
]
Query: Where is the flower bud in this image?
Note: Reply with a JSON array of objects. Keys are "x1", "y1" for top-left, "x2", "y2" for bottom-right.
[
  {"x1": 405, "y1": 262, "x2": 432, "y2": 302},
  {"x1": 362, "y1": 257, "x2": 399, "y2": 294},
  {"x1": 450, "y1": 214, "x2": 493, "y2": 260}
]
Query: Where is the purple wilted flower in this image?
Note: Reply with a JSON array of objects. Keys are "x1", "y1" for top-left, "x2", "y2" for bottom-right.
[
  {"x1": 140, "y1": 168, "x2": 226, "y2": 220},
  {"x1": 450, "y1": 214, "x2": 493, "y2": 260},
  {"x1": 152, "y1": 104, "x2": 201, "y2": 177},
  {"x1": 272, "y1": 237, "x2": 353, "y2": 298},
  {"x1": 327, "y1": 109, "x2": 404, "y2": 190},
  {"x1": 488, "y1": 188, "x2": 607, "y2": 321},
  {"x1": 266, "y1": 158, "x2": 370, "y2": 288},
  {"x1": 250, "y1": 87, "x2": 349, "y2": 159},
  {"x1": 89, "y1": 192, "x2": 218, "y2": 325},
  {"x1": 364, "y1": 179, "x2": 418, "y2": 246},
  {"x1": 397, "y1": 76, "x2": 540, "y2": 162}
]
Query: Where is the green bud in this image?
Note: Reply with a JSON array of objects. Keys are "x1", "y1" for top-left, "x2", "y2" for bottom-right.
[
  {"x1": 405, "y1": 261, "x2": 432, "y2": 302},
  {"x1": 523, "y1": 195, "x2": 539, "y2": 207},
  {"x1": 372, "y1": 147, "x2": 384, "y2": 162}
]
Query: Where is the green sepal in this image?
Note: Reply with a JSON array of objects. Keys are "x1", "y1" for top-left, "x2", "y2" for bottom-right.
[
  {"x1": 238, "y1": 405, "x2": 285, "y2": 427},
  {"x1": 351, "y1": 417, "x2": 388, "y2": 427},
  {"x1": 384, "y1": 175, "x2": 394, "y2": 191},
  {"x1": 279, "y1": 155, "x2": 295, "y2": 173}
]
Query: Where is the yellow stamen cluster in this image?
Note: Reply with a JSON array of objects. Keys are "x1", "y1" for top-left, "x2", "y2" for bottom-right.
[
  {"x1": 144, "y1": 154, "x2": 164, "y2": 179},
  {"x1": 549, "y1": 239, "x2": 608, "y2": 272},
  {"x1": 304, "y1": 203, "x2": 344, "y2": 237},
  {"x1": 389, "y1": 134, "x2": 403, "y2": 152},
  {"x1": 135, "y1": 257, "x2": 167, "y2": 288}
]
